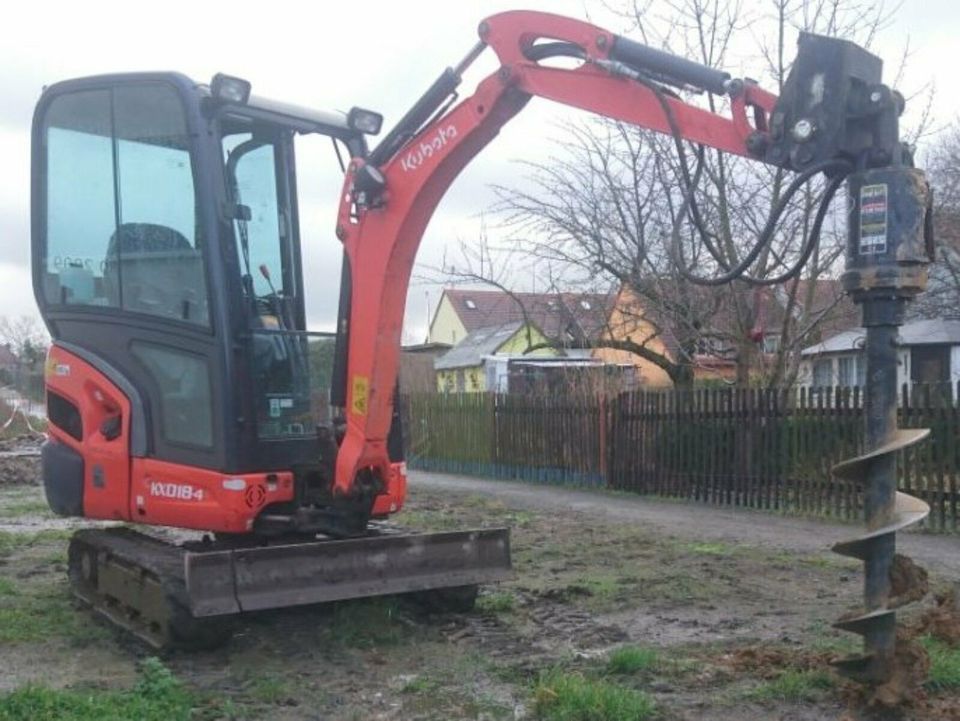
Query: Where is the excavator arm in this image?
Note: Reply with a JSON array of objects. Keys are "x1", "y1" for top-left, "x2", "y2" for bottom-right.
[
  {"x1": 335, "y1": 11, "x2": 935, "y2": 689},
  {"x1": 333, "y1": 10, "x2": 778, "y2": 502}
]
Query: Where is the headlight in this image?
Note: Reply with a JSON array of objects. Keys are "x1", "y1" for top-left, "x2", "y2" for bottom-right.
[
  {"x1": 348, "y1": 107, "x2": 383, "y2": 135},
  {"x1": 211, "y1": 73, "x2": 252, "y2": 104}
]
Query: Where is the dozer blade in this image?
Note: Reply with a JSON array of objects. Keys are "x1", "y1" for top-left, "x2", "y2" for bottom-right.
[{"x1": 185, "y1": 528, "x2": 512, "y2": 617}]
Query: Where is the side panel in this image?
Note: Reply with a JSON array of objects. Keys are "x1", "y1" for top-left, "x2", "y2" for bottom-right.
[
  {"x1": 44, "y1": 345, "x2": 132, "y2": 521},
  {"x1": 129, "y1": 459, "x2": 294, "y2": 533}
]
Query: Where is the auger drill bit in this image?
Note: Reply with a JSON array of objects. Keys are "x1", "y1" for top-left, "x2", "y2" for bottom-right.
[
  {"x1": 831, "y1": 421, "x2": 930, "y2": 681},
  {"x1": 832, "y1": 163, "x2": 935, "y2": 685}
]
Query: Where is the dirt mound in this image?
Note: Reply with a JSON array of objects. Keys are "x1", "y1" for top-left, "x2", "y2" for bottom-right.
[
  {"x1": 723, "y1": 645, "x2": 834, "y2": 678},
  {"x1": 862, "y1": 633, "x2": 931, "y2": 711},
  {"x1": 0, "y1": 433, "x2": 43, "y2": 485},
  {"x1": 0, "y1": 433, "x2": 44, "y2": 454},
  {"x1": 890, "y1": 554, "x2": 930, "y2": 609},
  {"x1": 915, "y1": 590, "x2": 960, "y2": 647}
]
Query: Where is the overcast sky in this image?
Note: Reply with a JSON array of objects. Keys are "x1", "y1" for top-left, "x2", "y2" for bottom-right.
[{"x1": 2, "y1": 0, "x2": 958, "y2": 342}]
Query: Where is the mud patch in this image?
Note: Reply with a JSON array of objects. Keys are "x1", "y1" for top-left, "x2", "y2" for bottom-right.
[
  {"x1": 915, "y1": 590, "x2": 960, "y2": 647},
  {"x1": 852, "y1": 632, "x2": 932, "y2": 713},
  {"x1": 0, "y1": 434, "x2": 42, "y2": 487},
  {"x1": 0, "y1": 455, "x2": 40, "y2": 487},
  {"x1": 724, "y1": 645, "x2": 836, "y2": 678}
]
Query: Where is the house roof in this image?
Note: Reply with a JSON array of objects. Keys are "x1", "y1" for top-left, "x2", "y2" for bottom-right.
[
  {"x1": 801, "y1": 319, "x2": 960, "y2": 356},
  {"x1": 438, "y1": 288, "x2": 616, "y2": 343},
  {"x1": 401, "y1": 341, "x2": 453, "y2": 354},
  {"x1": 434, "y1": 322, "x2": 526, "y2": 370}
]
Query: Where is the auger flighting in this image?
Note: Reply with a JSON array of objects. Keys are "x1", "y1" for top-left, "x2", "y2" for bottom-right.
[{"x1": 832, "y1": 114, "x2": 935, "y2": 683}]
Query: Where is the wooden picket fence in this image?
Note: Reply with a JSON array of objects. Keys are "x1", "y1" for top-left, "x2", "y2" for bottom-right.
[
  {"x1": 403, "y1": 383, "x2": 960, "y2": 533},
  {"x1": 403, "y1": 392, "x2": 606, "y2": 486}
]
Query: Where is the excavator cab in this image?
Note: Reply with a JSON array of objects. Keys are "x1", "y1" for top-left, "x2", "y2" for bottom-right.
[{"x1": 32, "y1": 72, "x2": 387, "y2": 535}]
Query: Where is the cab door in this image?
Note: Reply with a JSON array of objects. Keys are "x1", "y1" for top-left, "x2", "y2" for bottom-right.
[{"x1": 32, "y1": 76, "x2": 232, "y2": 495}]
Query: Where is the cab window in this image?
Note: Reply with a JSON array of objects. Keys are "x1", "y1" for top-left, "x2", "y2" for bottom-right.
[
  {"x1": 42, "y1": 83, "x2": 209, "y2": 325},
  {"x1": 222, "y1": 131, "x2": 299, "y2": 329}
]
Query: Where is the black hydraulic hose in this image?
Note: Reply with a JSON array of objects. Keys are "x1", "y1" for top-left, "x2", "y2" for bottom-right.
[
  {"x1": 670, "y1": 158, "x2": 852, "y2": 286},
  {"x1": 634, "y1": 75, "x2": 731, "y2": 268},
  {"x1": 523, "y1": 42, "x2": 586, "y2": 62},
  {"x1": 739, "y1": 168, "x2": 849, "y2": 286}
]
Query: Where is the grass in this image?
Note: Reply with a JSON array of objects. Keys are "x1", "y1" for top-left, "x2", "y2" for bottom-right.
[
  {"x1": 533, "y1": 670, "x2": 655, "y2": 721},
  {"x1": 921, "y1": 635, "x2": 960, "y2": 692},
  {"x1": 0, "y1": 658, "x2": 194, "y2": 721},
  {"x1": 325, "y1": 598, "x2": 410, "y2": 648},
  {"x1": 476, "y1": 591, "x2": 516, "y2": 614},
  {"x1": 0, "y1": 500, "x2": 52, "y2": 518},
  {"x1": 684, "y1": 541, "x2": 733, "y2": 556},
  {"x1": 744, "y1": 670, "x2": 835, "y2": 704},
  {"x1": 0, "y1": 529, "x2": 72, "y2": 557},
  {"x1": 0, "y1": 582, "x2": 106, "y2": 644},
  {"x1": 573, "y1": 575, "x2": 621, "y2": 603},
  {"x1": 606, "y1": 647, "x2": 658, "y2": 675},
  {"x1": 402, "y1": 675, "x2": 442, "y2": 694},
  {"x1": 247, "y1": 674, "x2": 296, "y2": 705}
]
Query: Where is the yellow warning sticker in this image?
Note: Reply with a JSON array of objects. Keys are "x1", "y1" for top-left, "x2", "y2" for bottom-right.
[{"x1": 352, "y1": 375, "x2": 369, "y2": 416}]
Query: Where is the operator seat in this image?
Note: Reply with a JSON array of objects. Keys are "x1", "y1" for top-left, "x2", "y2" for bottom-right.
[{"x1": 103, "y1": 222, "x2": 208, "y2": 323}]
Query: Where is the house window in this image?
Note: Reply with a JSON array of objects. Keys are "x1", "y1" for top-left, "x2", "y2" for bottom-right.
[
  {"x1": 813, "y1": 359, "x2": 833, "y2": 388},
  {"x1": 579, "y1": 300, "x2": 591, "y2": 310},
  {"x1": 911, "y1": 345, "x2": 950, "y2": 385},
  {"x1": 464, "y1": 299, "x2": 476, "y2": 309},
  {"x1": 456, "y1": 369, "x2": 466, "y2": 392},
  {"x1": 838, "y1": 356, "x2": 856, "y2": 387},
  {"x1": 762, "y1": 334, "x2": 780, "y2": 354}
]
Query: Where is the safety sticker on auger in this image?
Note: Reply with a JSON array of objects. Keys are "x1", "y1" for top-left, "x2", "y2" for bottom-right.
[{"x1": 859, "y1": 183, "x2": 888, "y2": 255}]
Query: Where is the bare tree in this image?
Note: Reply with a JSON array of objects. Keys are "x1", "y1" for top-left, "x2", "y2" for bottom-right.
[
  {"x1": 0, "y1": 316, "x2": 48, "y2": 399},
  {"x1": 910, "y1": 122, "x2": 960, "y2": 320},
  {"x1": 0, "y1": 316, "x2": 48, "y2": 366},
  {"x1": 452, "y1": 0, "x2": 920, "y2": 389}
]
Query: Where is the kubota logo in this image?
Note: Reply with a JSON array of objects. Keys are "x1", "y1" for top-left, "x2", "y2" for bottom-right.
[
  {"x1": 400, "y1": 124, "x2": 458, "y2": 172},
  {"x1": 149, "y1": 481, "x2": 203, "y2": 501}
]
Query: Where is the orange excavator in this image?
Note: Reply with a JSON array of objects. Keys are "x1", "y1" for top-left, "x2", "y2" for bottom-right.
[{"x1": 33, "y1": 11, "x2": 932, "y2": 682}]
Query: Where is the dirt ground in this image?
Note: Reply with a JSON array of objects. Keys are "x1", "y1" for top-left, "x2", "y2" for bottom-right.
[{"x1": 1, "y1": 456, "x2": 959, "y2": 720}]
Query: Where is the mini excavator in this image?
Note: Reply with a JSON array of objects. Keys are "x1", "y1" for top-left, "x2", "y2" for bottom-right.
[{"x1": 33, "y1": 11, "x2": 933, "y2": 682}]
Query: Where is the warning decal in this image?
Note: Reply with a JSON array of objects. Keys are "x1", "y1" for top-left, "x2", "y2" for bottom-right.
[
  {"x1": 352, "y1": 375, "x2": 369, "y2": 416},
  {"x1": 859, "y1": 183, "x2": 888, "y2": 255}
]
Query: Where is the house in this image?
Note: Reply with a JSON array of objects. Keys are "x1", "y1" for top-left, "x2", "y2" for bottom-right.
[
  {"x1": 495, "y1": 356, "x2": 638, "y2": 394},
  {"x1": 596, "y1": 280, "x2": 859, "y2": 387},
  {"x1": 433, "y1": 321, "x2": 560, "y2": 392},
  {"x1": 428, "y1": 288, "x2": 615, "y2": 349},
  {"x1": 399, "y1": 342, "x2": 451, "y2": 394},
  {"x1": 799, "y1": 318, "x2": 960, "y2": 390}
]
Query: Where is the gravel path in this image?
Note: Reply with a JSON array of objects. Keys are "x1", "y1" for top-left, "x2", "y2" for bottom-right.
[{"x1": 410, "y1": 470, "x2": 960, "y2": 577}]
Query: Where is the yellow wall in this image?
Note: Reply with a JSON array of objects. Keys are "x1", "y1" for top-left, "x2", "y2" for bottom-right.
[
  {"x1": 593, "y1": 287, "x2": 674, "y2": 387},
  {"x1": 499, "y1": 325, "x2": 558, "y2": 357},
  {"x1": 436, "y1": 366, "x2": 486, "y2": 392},
  {"x1": 427, "y1": 293, "x2": 468, "y2": 346},
  {"x1": 436, "y1": 324, "x2": 560, "y2": 393}
]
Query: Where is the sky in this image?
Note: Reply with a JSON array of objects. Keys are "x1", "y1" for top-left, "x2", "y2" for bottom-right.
[{"x1": 2, "y1": 0, "x2": 959, "y2": 343}]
